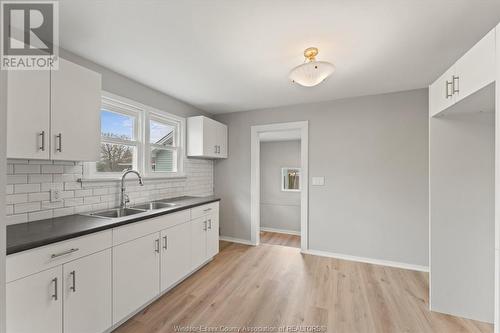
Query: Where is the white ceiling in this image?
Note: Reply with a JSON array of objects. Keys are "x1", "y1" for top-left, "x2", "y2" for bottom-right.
[{"x1": 59, "y1": 0, "x2": 500, "y2": 114}]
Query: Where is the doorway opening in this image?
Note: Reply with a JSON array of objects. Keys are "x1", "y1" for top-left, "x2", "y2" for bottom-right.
[{"x1": 250, "y1": 121, "x2": 308, "y2": 251}]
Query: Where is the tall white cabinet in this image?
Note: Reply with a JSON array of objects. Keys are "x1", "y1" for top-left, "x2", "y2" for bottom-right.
[
  {"x1": 430, "y1": 26, "x2": 497, "y2": 325},
  {"x1": 6, "y1": 58, "x2": 101, "y2": 161},
  {"x1": 187, "y1": 116, "x2": 228, "y2": 158}
]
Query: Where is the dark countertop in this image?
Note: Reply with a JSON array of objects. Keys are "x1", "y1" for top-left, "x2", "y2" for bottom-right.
[{"x1": 7, "y1": 196, "x2": 220, "y2": 255}]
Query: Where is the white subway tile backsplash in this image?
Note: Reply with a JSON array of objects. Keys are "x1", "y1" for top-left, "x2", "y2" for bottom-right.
[
  {"x1": 6, "y1": 194, "x2": 27, "y2": 205},
  {"x1": 74, "y1": 189, "x2": 92, "y2": 197},
  {"x1": 41, "y1": 165, "x2": 64, "y2": 174},
  {"x1": 28, "y1": 210, "x2": 53, "y2": 221},
  {"x1": 14, "y1": 164, "x2": 40, "y2": 174},
  {"x1": 93, "y1": 188, "x2": 108, "y2": 195},
  {"x1": 14, "y1": 202, "x2": 41, "y2": 214},
  {"x1": 14, "y1": 183, "x2": 40, "y2": 193},
  {"x1": 28, "y1": 192, "x2": 50, "y2": 202},
  {"x1": 6, "y1": 158, "x2": 213, "y2": 222},
  {"x1": 6, "y1": 214, "x2": 28, "y2": 225},
  {"x1": 29, "y1": 174, "x2": 53, "y2": 183},
  {"x1": 53, "y1": 207, "x2": 75, "y2": 218},
  {"x1": 7, "y1": 175, "x2": 28, "y2": 184},
  {"x1": 41, "y1": 200, "x2": 64, "y2": 210}
]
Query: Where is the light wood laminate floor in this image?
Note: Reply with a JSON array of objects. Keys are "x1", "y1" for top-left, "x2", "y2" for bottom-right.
[
  {"x1": 114, "y1": 241, "x2": 492, "y2": 333},
  {"x1": 260, "y1": 230, "x2": 300, "y2": 248}
]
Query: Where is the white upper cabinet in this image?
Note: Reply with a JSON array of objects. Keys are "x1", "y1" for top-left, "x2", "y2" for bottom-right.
[
  {"x1": 6, "y1": 58, "x2": 102, "y2": 161},
  {"x1": 453, "y1": 29, "x2": 496, "y2": 103},
  {"x1": 430, "y1": 28, "x2": 496, "y2": 117},
  {"x1": 187, "y1": 116, "x2": 228, "y2": 159},
  {"x1": 51, "y1": 59, "x2": 101, "y2": 161},
  {"x1": 7, "y1": 70, "x2": 51, "y2": 159},
  {"x1": 429, "y1": 66, "x2": 456, "y2": 117}
]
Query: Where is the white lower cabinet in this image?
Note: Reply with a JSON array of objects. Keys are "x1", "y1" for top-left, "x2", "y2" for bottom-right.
[
  {"x1": 191, "y1": 208, "x2": 220, "y2": 270},
  {"x1": 6, "y1": 203, "x2": 220, "y2": 333},
  {"x1": 206, "y1": 212, "x2": 219, "y2": 259},
  {"x1": 63, "y1": 249, "x2": 112, "y2": 333},
  {"x1": 113, "y1": 232, "x2": 160, "y2": 325},
  {"x1": 191, "y1": 216, "x2": 208, "y2": 269},
  {"x1": 160, "y1": 222, "x2": 192, "y2": 292},
  {"x1": 7, "y1": 266, "x2": 63, "y2": 333}
]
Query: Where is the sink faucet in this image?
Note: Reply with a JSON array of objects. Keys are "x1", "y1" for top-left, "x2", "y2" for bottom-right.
[{"x1": 120, "y1": 170, "x2": 144, "y2": 208}]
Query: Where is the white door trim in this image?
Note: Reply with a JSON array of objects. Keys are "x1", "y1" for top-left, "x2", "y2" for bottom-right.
[{"x1": 250, "y1": 121, "x2": 309, "y2": 250}]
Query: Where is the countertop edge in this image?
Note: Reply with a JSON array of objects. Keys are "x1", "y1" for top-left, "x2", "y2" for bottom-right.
[{"x1": 7, "y1": 197, "x2": 221, "y2": 255}]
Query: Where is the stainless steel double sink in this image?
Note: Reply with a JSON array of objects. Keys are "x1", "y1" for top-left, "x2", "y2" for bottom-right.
[{"x1": 87, "y1": 200, "x2": 178, "y2": 219}]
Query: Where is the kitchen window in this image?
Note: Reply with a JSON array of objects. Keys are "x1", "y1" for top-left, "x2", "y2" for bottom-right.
[{"x1": 84, "y1": 92, "x2": 185, "y2": 180}]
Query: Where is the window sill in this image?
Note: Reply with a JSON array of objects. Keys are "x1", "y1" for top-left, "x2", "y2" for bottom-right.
[{"x1": 78, "y1": 173, "x2": 187, "y2": 183}]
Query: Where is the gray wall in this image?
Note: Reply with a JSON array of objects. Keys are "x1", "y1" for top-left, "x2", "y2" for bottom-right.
[
  {"x1": 1, "y1": 67, "x2": 7, "y2": 333},
  {"x1": 260, "y1": 141, "x2": 300, "y2": 233},
  {"x1": 60, "y1": 49, "x2": 209, "y2": 119},
  {"x1": 430, "y1": 110, "x2": 494, "y2": 323},
  {"x1": 215, "y1": 89, "x2": 429, "y2": 267}
]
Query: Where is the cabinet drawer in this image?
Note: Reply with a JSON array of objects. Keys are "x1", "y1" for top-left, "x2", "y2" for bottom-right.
[
  {"x1": 7, "y1": 230, "x2": 112, "y2": 283},
  {"x1": 113, "y1": 210, "x2": 190, "y2": 246},
  {"x1": 190, "y1": 202, "x2": 219, "y2": 220}
]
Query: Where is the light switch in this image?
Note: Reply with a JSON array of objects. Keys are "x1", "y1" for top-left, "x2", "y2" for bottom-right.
[{"x1": 312, "y1": 177, "x2": 325, "y2": 186}]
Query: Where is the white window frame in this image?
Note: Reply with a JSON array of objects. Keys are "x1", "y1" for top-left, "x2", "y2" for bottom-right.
[
  {"x1": 145, "y1": 111, "x2": 183, "y2": 176},
  {"x1": 83, "y1": 91, "x2": 186, "y2": 180}
]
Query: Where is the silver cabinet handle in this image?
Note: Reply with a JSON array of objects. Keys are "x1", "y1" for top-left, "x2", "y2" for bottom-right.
[
  {"x1": 452, "y1": 75, "x2": 460, "y2": 94},
  {"x1": 203, "y1": 208, "x2": 212, "y2": 212},
  {"x1": 445, "y1": 80, "x2": 453, "y2": 98},
  {"x1": 155, "y1": 238, "x2": 160, "y2": 253},
  {"x1": 163, "y1": 235, "x2": 168, "y2": 250},
  {"x1": 56, "y1": 133, "x2": 62, "y2": 152},
  {"x1": 51, "y1": 248, "x2": 79, "y2": 259},
  {"x1": 203, "y1": 220, "x2": 207, "y2": 231},
  {"x1": 51, "y1": 277, "x2": 58, "y2": 300},
  {"x1": 39, "y1": 131, "x2": 46, "y2": 151},
  {"x1": 70, "y1": 270, "x2": 76, "y2": 292},
  {"x1": 217, "y1": 145, "x2": 220, "y2": 154},
  {"x1": 214, "y1": 145, "x2": 217, "y2": 153},
  {"x1": 208, "y1": 219, "x2": 212, "y2": 230}
]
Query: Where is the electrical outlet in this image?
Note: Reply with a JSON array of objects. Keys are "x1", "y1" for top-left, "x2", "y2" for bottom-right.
[
  {"x1": 312, "y1": 177, "x2": 325, "y2": 186},
  {"x1": 50, "y1": 189, "x2": 62, "y2": 202}
]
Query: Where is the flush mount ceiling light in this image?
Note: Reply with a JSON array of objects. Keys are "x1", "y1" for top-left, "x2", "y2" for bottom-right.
[{"x1": 289, "y1": 47, "x2": 335, "y2": 87}]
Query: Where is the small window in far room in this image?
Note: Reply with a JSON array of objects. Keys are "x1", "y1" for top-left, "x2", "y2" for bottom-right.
[{"x1": 282, "y1": 167, "x2": 301, "y2": 192}]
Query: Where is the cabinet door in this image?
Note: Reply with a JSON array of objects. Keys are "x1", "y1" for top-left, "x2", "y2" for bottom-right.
[
  {"x1": 206, "y1": 211, "x2": 220, "y2": 259},
  {"x1": 216, "y1": 122, "x2": 228, "y2": 158},
  {"x1": 63, "y1": 249, "x2": 112, "y2": 333},
  {"x1": 6, "y1": 266, "x2": 62, "y2": 333},
  {"x1": 453, "y1": 29, "x2": 495, "y2": 104},
  {"x1": 113, "y1": 233, "x2": 160, "y2": 325},
  {"x1": 429, "y1": 67, "x2": 455, "y2": 117},
  {"x1": 203, "y1": 117, "x2": 218, "y2": 158},
  {"x1": 160, "y1": 222, "x2": 191, "y2": 292},
  {"x1": 7, "y1": 70, "x2": 50, "y2": 159},
  {"x1": 51, "y1": 58, "x2": 101, "y2": 161},
  {"x1": 191, "y1": 217, "x2": 208, "y2": 270}
]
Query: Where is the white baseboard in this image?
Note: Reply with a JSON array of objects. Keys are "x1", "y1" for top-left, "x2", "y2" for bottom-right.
[
  {"x1": 219, "y1": 236, "x2": 255, "y2": 246},
  {"x1": 260, "y1": 227, "x2": 301, "y2": 236},
  {"x1": 301, "y1": 249, "x2": 429, "y2": 272}
]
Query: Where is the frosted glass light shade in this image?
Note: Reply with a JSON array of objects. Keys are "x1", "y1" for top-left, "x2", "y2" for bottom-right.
[{"x1": 289, "y1": 61, "x2": 335, "y2": 87}]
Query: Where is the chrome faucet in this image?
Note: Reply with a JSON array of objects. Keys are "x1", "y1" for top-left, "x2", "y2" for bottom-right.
[{"x1": 120, "y1": 170, "x2": 144, "y2": 208}]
